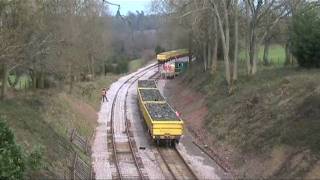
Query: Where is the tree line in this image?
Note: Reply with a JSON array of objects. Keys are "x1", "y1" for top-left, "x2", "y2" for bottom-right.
[
  {"x1": 0, "y1": 0, "x2": 159, "y2": 100},
  {"x1": 152, "y1": 0, "x2": 319, "y2": 92}
]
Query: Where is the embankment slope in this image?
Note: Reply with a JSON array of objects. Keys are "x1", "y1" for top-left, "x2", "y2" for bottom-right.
[{"x1": 164, "y1": 66, "x2": 320, "y2": 179}]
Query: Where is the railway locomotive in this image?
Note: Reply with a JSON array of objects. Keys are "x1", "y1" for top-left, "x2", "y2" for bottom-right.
[
  {"x1": 157, "y1": 49, "x2": 190, "y2": 79},
  {"x1": 137, "y1": 80, "x2": 183, "y2": 145}
]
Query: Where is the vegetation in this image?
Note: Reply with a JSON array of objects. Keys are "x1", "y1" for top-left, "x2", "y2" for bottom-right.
[
  {"x1": 72, "y1": 74, "x2": 120, "y2": 110},
  {"x1": 290, "y1": 4, "x2": 320, "y2": 68},
  {"x1": 170, "y1": 63, "x2": 320, "y2": 178},
  {"x1": 0, "y1": 118, "x2": 24, "y2": 180},
  {"x1": 155, "y1": 0, "x2": 320, "y2": 179},
  {"x1": 129, "y1": 59, "x2": 144, "y2": 72},
  {"x1": 239, "y1": 45, "x2": 286, "y2": 65},
  {"x1": 0, "y1": 0, "x2": 157, "y2": 178},
  {"x1": 0, "y1": 0, "x2": 158, "y2": 99},
  {"x1": 151, "y1": 0, "x2": 306, "y2": 91}
]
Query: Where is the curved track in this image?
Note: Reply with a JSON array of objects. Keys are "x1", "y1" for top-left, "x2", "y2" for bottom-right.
[
  {"x1": 110, "y1": 64, "x2": 157, "y2": 180},
  {"x1": 109, "y1": 63, "x2": 198, "y2": 180}
]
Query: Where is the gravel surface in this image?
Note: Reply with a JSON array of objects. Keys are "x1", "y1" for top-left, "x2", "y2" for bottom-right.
[
  {"x1": 139, "y1": 89, "x2": 165, "y2": 102},
  {"x1": 138, "y1": 80, "x2": 157, "y2": 88},
  {"x1": 92, "y1": 64, "x2": 156, "y2": 179},
  {"x1": 93, "y1": 63, "x2": 225, "y2": 180},
  {"x1": 145, "y1": 103, "x2": 179, "y2": 121}
]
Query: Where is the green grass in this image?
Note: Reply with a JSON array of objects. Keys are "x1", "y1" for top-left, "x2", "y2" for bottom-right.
[
  {"x1": 129, "y1": 59, "x2": 144, "y2": 72},
  {"x1": 8, "y1": 75, "x2": 31, "y2": 90},
  {"x1": 239, "y1": 44, "x2": 286, "y2": 65}
]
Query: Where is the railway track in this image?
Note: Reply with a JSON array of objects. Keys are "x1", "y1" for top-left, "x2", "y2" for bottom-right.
[
  {"x1": 157, "y1": 146, "x2": 198, "y2": 180},
  {"x1": 110, "y1": 64, "x2": 157, "y2": 180},
  {"x1": 109, "y1": 63, "x2": 198, "y2": 180}
]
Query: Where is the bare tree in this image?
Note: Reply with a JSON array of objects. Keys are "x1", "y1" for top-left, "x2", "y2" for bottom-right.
[{"x1": 246, "y1": 0, "x2": 290, "y2": 74}]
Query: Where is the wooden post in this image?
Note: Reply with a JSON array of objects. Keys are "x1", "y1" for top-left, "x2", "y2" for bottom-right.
[
  {"x1": 71, "y1": 153, "x2": 78, "y2": 180},
  {"x1": 85, "y1": 138, "x2": 89, "y2": 154},
  {"x1": 70, "y1": 129, "x2": 76, "y2": 142},
  {"x1": 1, "y1": 63, "x2": 8, "y2": 100}
]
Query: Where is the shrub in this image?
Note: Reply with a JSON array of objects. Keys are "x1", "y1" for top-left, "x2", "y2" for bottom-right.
[
  {"x1": 290, "y1": 4, "x2": 320, "y2": 68},
  {"x1": 0, "y1": 118, "x2": 25, "y2": 180},
  {"x1": 155, "y1": 45, "x2": 165, "y2": 55}
]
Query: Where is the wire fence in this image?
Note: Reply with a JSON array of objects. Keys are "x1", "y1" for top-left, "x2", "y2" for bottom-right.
[{"x1": 67, "y1": 128, "x2": 94, "y2": 180}]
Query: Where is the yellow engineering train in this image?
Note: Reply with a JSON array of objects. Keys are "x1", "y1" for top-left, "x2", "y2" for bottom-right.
[
  {"x1": 137, "y1": 80, "x2": 183, "y2": 145},
  {"x1": 156, "y1": 49, "x2": 190, "y2": 78}
]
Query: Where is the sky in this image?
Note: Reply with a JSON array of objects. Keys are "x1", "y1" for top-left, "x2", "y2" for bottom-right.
[{"x1": 107, "y1": 0, "x2": 151, "y2": 16}]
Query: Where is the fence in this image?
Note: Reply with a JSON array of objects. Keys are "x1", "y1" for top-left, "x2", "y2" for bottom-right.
[
  {"x1": 67, "y1": 128, "x2": 94, "y2": 180},
  {"x1": 69, "y1": 128, "x2": 91, "y2": 155},
  {"x1": 70, "y1": 153, "x2": 94, "y2": 180}
]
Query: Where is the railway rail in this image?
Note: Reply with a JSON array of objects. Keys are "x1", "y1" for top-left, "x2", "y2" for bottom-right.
[
  {"x1": 110, "y1": 64, "x2": 157, "y2": 180},
  {"x1": 157, "y1": 146, "x2": 198, "y2": 180},
  {"x1": 109, "y1": 63, "x2": 198, "y2": 180}
]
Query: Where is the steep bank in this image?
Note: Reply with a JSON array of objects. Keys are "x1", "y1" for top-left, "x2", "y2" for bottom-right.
[
  {"x1": 164, "y1": 65, "x2": 320, "y2": 179},
  {"x1": 0, "y1": 75, "x2": 118, "y2": 178}
]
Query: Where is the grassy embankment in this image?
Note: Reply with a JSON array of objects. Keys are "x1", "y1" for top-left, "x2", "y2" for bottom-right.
[
  {"x1": 0, "y1": 74, "x2": 119, "y2": 178},
  {"x1": 129, "y1": 58, "x2": 145, "y2": 72},
  {"x1": 170, "y1": 45, "x2": 320, "y2": 179}
]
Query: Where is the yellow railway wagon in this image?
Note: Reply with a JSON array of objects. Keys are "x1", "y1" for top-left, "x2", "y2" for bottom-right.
[
  {"x1": 137, "y1": 88, "x2": 183, "y2": 144},
  {"x1": 137, "y1": 80, "x2": 157, "y2": 89},
  {"x1": 157, "y1": 49, "x2": 189, "y2": 63}
]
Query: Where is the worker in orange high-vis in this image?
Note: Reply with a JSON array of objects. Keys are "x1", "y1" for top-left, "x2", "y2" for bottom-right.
[{"x1": 101, "y1": 88, "x2": 108, "y2": 102}]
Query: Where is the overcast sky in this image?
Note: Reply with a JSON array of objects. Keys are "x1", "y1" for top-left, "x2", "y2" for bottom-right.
[{"x1": 108, "y1": 0, "x2": 151, "y2": 16}]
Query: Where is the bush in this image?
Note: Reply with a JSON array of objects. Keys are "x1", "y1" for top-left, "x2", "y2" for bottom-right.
[
  {"x1": 105, "y1": 55, "x2": 129, "y2": 74},
  {"x1": 0, "y1": 118, "x2": 25, "y2": 180},
  {"x1": 155, "y1": 45, "x2": 165, "y2": 55},
  {"x1": 290, "y1": 4, "x2": 320, "y2": 68}
]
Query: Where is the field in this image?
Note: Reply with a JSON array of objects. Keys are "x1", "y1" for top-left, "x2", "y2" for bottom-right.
[
  {"x1": 6, "y1": 75, "x2": 31, "y2": 90},
  {"x1": 239, "y1": 44, "x2": 286, "y2": 65}
]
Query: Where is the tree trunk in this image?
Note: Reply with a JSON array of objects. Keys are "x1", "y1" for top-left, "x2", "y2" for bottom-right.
[
  {"x1": 285, "y1": 42, "x2": 292, "y2": 65},
  {"x1": 232, "y1": 0, "x2": 239, "y2": 81},
  {"x1": 39, "y1": 71, "x2": 45, "y2": 89},
  {"x1": 1, "y1": 63, "x2": 8, "y2": 100},
  {"x1": 211, "y1": 16, "x2": 218, "y2": 74},
  {"x1": 249, "y1": 22, "x2": 258, "y2": 75},
  {"x1": 207, "y1": 40, "x2": 212, "y2": 68},
  {"x1": 212, "y1": 0, "x2": 231, "y2": 85},
  {"x1": 245, "y1": 1, "x2": 251, "y2": 75},
  {"x1": 188, "y1": 31, "x2": 193, "y2": 69},
  {"x1": 68, "y1": 63, "x2": 73, "y2": 94},
  {"x1": 263, "y1": 37, "x2": 271, "y2": 65},
  {"x1": 104, "y1": 63, "x2": 107, "y2": 76},
  {"x1": 91, "y1": 54, "x2": 95, "y2": 79},
  {"x1": 203, "y1": 43, "x2": 207, "y2": 72}
]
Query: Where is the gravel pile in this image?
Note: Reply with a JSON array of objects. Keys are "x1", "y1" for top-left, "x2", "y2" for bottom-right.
[
  {"x1": 145, "y1": 103, "x2": 179, "y2": 121},
  {"x1": 138, "y1": 80, "x2": 157, "y2": 88},
  {"x1": 139, "y1": 89, "x2": 165, "y2": 101}
]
